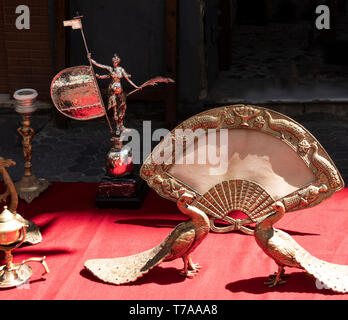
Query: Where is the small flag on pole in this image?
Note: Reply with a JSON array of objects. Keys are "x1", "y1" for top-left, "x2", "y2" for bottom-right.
[{"x1": 63, "y1": 19, "x2": 82, "y2": 30}]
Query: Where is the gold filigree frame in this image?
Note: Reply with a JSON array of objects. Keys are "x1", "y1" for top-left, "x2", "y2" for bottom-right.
[{"x1": 140, "y1": 105, "x2": 344, "y2": 234}]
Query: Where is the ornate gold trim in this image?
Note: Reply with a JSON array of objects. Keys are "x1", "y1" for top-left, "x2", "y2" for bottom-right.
[{"x1": 140, "y1": 105, "x2": 344, "y2": 233}]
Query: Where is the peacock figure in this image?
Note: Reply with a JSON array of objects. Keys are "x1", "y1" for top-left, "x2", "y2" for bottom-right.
[
  {"x1": 84, "y1": 192, "x2": 210, "y2": 284},
  {"x1": 254, "y1": 201, "x2": 348, "y2": 293}
]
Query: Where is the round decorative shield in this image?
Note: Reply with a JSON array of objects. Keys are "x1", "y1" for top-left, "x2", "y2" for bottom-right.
[{"x1": 50, "y1": 66, "x2": 106, "y2": 120}]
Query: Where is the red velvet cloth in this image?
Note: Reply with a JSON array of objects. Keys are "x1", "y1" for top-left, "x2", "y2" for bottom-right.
[{"x1": 0, "y1": 182, "x2": 348, "y2": 300}]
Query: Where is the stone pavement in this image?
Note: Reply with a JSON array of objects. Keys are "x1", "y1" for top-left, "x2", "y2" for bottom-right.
[{"x1": 0, "y1": 103, "x2": 348, "y2": 186}]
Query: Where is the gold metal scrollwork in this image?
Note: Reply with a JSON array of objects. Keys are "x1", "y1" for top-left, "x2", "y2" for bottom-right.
[{"x1": 140, "y1": 105, "x2": 344, "y2": 234}]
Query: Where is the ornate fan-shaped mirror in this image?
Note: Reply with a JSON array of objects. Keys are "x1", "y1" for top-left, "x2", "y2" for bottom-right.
[{"x1": 140, "y1": 105, "x2": 344, "y2": 234}]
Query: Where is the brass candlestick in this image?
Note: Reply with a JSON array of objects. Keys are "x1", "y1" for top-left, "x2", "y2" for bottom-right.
[
  {"x1": 14, "y1": 89, "x2": 50, "y2": 203},
  {"x1": 0, "y1": 206, "x2": 49, "y2": 288}
]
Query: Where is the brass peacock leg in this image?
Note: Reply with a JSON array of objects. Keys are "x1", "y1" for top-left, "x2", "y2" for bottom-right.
[
  {"x1": 267, "y1": 267, "x2": 290, "y2": 280},
  {"x1": 264, "y1": 265, "x2": 287, "y2": 287},
  {"x1": 188, "y1": 256, "x2": 202, "y2": 273},
  {"x1": 180, "y1": 255, "x2": 200, "y2": 278}
]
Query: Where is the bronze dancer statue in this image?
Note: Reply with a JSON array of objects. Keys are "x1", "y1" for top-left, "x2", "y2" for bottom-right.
[{"x1": 88, "y1": 53, "x2": 140, "y2": 135}]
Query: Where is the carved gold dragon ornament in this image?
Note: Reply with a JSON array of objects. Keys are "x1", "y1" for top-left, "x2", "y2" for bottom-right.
[{"x1": 140, "y1": 105, "x2": 344, "y2": 234}]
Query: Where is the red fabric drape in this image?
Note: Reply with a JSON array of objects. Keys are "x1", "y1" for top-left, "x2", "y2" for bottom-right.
[{"x1": 0, "y1": 182, "x2": 348, "y2": 300}]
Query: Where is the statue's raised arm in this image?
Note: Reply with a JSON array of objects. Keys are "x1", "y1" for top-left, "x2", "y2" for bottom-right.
[
  {"x1": 122, "y1": 69, "x2": 139, "y2": 89},
  {"x1": 89, "y1": 54, "x2": 113, "y2": 73}
]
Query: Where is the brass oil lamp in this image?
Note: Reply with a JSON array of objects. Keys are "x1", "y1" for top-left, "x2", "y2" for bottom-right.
[{"x1": 0, "y1": 206, "x2": 49, "y2": 288}]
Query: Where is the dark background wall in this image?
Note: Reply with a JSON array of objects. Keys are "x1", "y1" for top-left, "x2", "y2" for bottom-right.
[
  {"x1": 68, "y1": 0, "x2": 209, "y2": 104},
  {"x1": 0, "y1": 1, "x2": 8, "y2": 93},
  {"x1": 0, "y1": 0, "x2": 54, "y2": 100},
  {"x1": 178, "y1": 0, "x2": 207, "y2": 104},
  {"x1": 2, "y1": 0, "x2": 345, "y2": 110},
  {"x1": 0, "y1": 0, "x2": 219, "y2": 106},
  {"x1": 69, "y1": 0, "x2": 166, "y2": 86}
]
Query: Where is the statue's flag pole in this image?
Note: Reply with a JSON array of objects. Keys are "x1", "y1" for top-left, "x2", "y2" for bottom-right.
[{"x1": 63, "y1": 16, "x2": 113, "y2": 133}]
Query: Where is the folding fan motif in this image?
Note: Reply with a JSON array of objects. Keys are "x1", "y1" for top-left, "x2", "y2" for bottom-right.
[{"x1": 193, "y1": 179, "x2": 275, "y2": 234}]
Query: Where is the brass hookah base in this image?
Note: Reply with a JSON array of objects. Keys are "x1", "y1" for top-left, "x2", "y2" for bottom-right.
[
  {"x1": 0, "y1": 226, "x2": 49, "y2": 289},
  {"x1": 15, "y1": 165, "x2": 48, "y2": 245},
  {"x1": 0, "y1": 258, "x2": 32, "y2": 289},
  {"x1": 0, "y1": 254, "x2": 49, "y2": 289}
]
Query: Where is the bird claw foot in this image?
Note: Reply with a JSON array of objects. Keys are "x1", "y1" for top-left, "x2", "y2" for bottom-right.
[
  {"x1": 265, "y1": 279, "x2": 287, "y2": 287},
  {"x1": 268, "y1": 271, "x2": 289, "y2": 279},
  {"x1": 264, "y1": 273, "x2": 287, "y2": 287},
  {"x1": 264, "y1": 267, "x2": 287, "y2": 287},
  {"x1": 189, "y1": 263, "x2": 202, "y2": 272},
  {"x1": 180, "y1": 269, "x2": 199, "y2": 278}
]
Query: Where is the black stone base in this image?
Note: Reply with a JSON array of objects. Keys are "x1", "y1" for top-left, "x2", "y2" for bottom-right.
[{"x1": 95, "y1": 172, "x2": 149, "y2": 209}]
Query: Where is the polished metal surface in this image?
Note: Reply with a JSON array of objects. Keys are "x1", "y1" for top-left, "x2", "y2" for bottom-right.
[
  {"x1": 255, "y1": 201, "x2": 348, "y2": 293},
  {"x1": 0, "y1": 205, "x2": 49, "y2": 289},
  {"x1": 50, "y1": 66, "x2": 106, "y2": 121},
  {"x1": 53, "y1": 16, "x2": 174, "y2": 179},
  {"x1": 15, "y1": 116, "x2": 50, "y2": 205},
  {"x1": 0, "y1": 158, "x2": 42, "y2": 245},
  {"x1": 85, "y1": 193, "x2": 210, "y2": 285},
  {"x1": 140, "y1": 104, "x2": 344, "y2": 233},
  {"x1": 0, "y1": 264, "x2": 32, "y2": 289},
  {"x1": 106, "y1": 138, "x2": 133, "y2": 177},
  {"x1": 14, "y1": 89, "x2": 50, "y2": 205}
]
